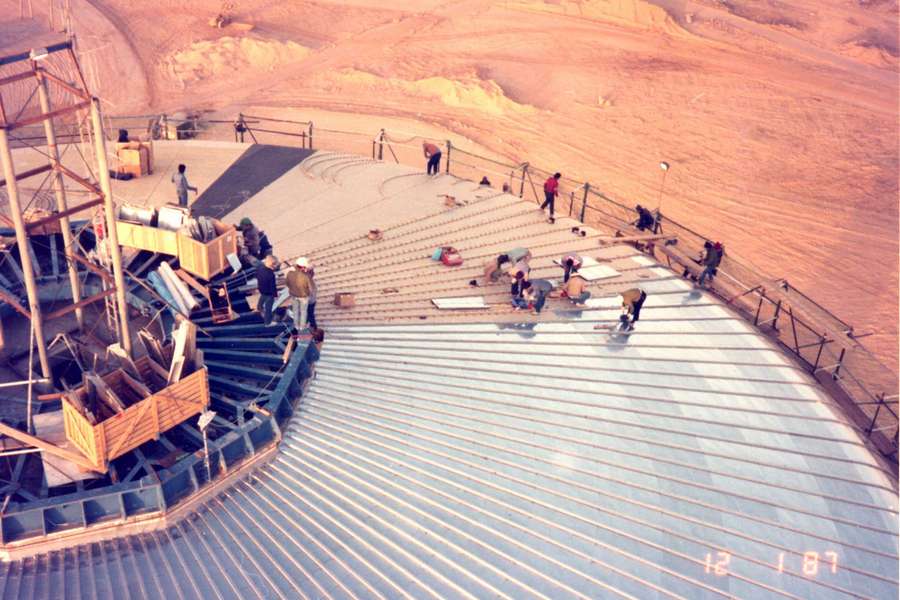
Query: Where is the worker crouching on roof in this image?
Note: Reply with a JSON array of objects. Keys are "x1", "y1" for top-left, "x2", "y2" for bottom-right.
[
  {"x1": 561, "y1": 253, "x2": 583, "y2": 283},
  {"x1": 256, "y1": 255, "x2": 279, "y2": 326},
  {"x1": 484, "y1": 255, "x2": 506, "y2": 284},
  {"x1": 287, "y1": 257, "x2": 316, "y2": 333},
  {"x1": 505, "y1": 247, "x2": 532, "y2": 278},
  {"x1": 564, "y1": 273, "x2": 591, "y2": 306},
  {"x1": 524, "y1": 278, "x2": 554, "y2": 314},
  {"x1": 238, "y1": 217, "x2": 261, "y2": 260},
  {"x1": 620, "y1": 288, "x2": 647, "y2": 331}
]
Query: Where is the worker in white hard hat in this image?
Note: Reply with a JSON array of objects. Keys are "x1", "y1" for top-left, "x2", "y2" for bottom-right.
[{"x1": 286, "y1": 257, "x2": 314, "y2": 333}]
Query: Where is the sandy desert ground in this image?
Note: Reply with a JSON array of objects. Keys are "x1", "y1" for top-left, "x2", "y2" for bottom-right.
[{"x1": 1, "y1": 0, "x2": 898, "y2": 372}]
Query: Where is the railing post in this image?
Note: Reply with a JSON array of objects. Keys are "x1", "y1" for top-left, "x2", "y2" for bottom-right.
[
  {"x1": 867, "y1": 393, "x2": 885, "y2": 436},
  {"x1": 753, "y1": 295, "x2": 764, "y2": 325},
  {"x1": 445, "y1": 139, "x2": 452, "y2": 174},
  {"x1": 308, "y1": 122, "x2": 314, "y2": 150},
  {"x1": 580, "y1": 183, "x2": 590, "y2": 223},
  {"x1": 378, "y1": 129, "x2": 385, "y2": 161},
  {"x1": 771, "y1": 300, "x2": 782, "y2": 331},
  {"x1": 832, "y1": 348, "x2": 846, "y2": 380},
  {"x1": 568, "y1": 191, "x2": 574, "y2": 217},
  {"x1": 519, "y1": 163, "x2": 528, "y2": 198},
  {"x1": 812, "y1": 335, "x2": 827, "y2": 372}
]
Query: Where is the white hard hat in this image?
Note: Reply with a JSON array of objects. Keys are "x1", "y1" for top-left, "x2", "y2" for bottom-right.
[{"x1": 295, "y1": 257, "x2": 310, "y2": 268}]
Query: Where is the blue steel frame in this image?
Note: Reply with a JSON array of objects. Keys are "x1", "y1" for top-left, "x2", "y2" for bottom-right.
[
  {"x1": 0, "y1": 237, "x2": 320, "y2": 546},
  {"x1": 0, "y1": 340, "x2": 317, "y2": 544}
]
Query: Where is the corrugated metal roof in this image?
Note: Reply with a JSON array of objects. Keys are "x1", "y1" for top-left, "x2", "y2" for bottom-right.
[{"x1": 1, "y1": 153, "x2": 896, "y2": 599}]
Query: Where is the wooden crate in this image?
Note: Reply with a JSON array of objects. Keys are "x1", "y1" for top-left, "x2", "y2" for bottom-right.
[
  {"x1": 116, "y1": 221, "x2": 179, "y2": 255},
  {"x1": 116, "y1": 220, "x2": 237, "y2": 280},
  {"x1": 177, "y1": 221, "x2": 237, "y2": 280},
  {"x1": 62, "y1": 363, "x2": 209, "y2": 471}
]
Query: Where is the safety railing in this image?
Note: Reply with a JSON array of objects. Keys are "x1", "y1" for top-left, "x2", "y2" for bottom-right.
[{"x1": 102, "y1": 111, "x2": 899, "y2": 468}]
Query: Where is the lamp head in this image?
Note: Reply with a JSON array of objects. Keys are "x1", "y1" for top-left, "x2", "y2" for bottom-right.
[
  {"x1": 659, "y1": 161, "x2": 670, "y2": 172},
  {"x1": 29, "y1": 47, "x2": 49, "y2": 61}
]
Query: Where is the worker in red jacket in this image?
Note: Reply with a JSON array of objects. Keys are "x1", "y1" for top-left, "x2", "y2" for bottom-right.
[
  {"x1": 423, "y1": 141, "x2": 442, "y2": 175},
  {"x1": 541, "y1": 172, "x2": 561, "y2": 223}
]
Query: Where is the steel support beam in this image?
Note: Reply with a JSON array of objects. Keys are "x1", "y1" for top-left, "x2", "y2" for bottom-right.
[
  {"x1": 90, "y1": 98, "x2": 132, "y2": 356},
  {"x1": 0, "y1": 127, "x2": 51, "y2": 377}
]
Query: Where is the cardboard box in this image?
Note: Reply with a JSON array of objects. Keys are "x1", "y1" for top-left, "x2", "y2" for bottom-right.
[
  {"x1": 117, "y1": 144, "x2": 152, "y2": 177},
  {"x1": 334, "y1": 292, "x2": 355, "y2": 308}
]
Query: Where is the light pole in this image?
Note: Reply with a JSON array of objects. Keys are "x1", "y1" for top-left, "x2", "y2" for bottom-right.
[{"x1": 656, "y1": 161, "x2": 670, "y2": 213}]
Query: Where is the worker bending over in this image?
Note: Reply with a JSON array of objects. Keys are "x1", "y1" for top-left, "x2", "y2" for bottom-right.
[
  {"x1": 620, "y1": 288, "x2": 647, "y2": 331},
  {"x1": 560, "y1": 253, "x2": 583, "y2": 283},
  {"x1": 423, "y1": 141, "x2": 442, "y2": 175},
  {"x1": 524, "y1": 278, "x2": 554, "y2": 314}
]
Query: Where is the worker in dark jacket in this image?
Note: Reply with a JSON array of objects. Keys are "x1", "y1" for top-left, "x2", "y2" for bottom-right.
[
  {"x1": 634, "y1": 205, "x2": 655, "y2": 231},
  {"x1": 256, "y1": 255, "x2": 278, "y2": 325},
  {"x1": 698, "y1": 241, "x2": 722, "y2": 287},
  {"x1": 620, "y1": 287, "x2": 647, "y2": 330},
  {"x1": 239, "y1": 217, "x2": 261, "y2": 260}
]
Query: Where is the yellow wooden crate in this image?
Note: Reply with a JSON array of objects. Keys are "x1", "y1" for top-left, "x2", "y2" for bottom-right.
[
  {"x1": 116, "y1": 219, "x2": 237, "y2": 280},
  {"x1": 62, "y1": 362, "x2": 209, "y2": 471}
]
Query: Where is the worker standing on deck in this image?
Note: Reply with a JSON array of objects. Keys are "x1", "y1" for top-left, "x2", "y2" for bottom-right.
[
  {"x1": 541, "y1": 172, "x2": 561, "y2": 223},
  {"x1": 238, "y1": 218, "x2": 261, "y2": 260},
  {"x1": 560, "y1": 253, "x2": 583, "y2": 283},
  {"x1": 287, "y1": 257, "x2": 313, "y2": 332},
  {"x1": 256, "y1": 255, "x2": 278, "y2": 326},
  {"x1": 305, "y1": 259, "x2": 318, "y2": 332},
  {"x1": 423, "y1": 141, "x2": 442, "y2": 176},
  {"x1": 172, "y1": 164, "x2": 198, "y2": 207},
  {"x1": 620, "y1": 288, "x2": 647, "y2": 331}
]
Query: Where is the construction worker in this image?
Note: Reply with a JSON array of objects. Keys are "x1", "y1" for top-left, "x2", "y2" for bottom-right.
[
  {"x1": 306, "y1": 260, "x2": 318, "y2": 331},
  {"x1": 620, "y1": 288, "x2": 647, "y2": 331},
  {"x1": 479, "y1": 176, "x2": 491, "y2": 187},
  {"x1": 483, "y1": 255, "x2": 507, "y2": 284},
  {"x1": 172, "y1": 164, "x2": 198, "y2": 207},
  {"x1": 634, "y1": 204, "x2": 655, "y2": 231},
  {"x1": 287, "y1": 257, "x2": 313, "y2": 332},
  {"x1": 564, "y1": 272, "x2": 591, "y2": 305},
  {"x1": 560, "y1": 253, "x2": 583, "y2": 283},
  {"x1": 255, "y1": 255, "x2": 278, "y2": 326},
  {"x1": 238, "y1": 218, "x2": 261, "y2": 259},
  {"x1": 511, "y1": 279, "x2": 531, "y2": 310},
  {"x1": 423, "y1": 141, "x2": 442, "y2": 175},
  {"x1": 505, "y1": 247, "x2": 532, "y2": 278},
  {"x1": 698, "y1": 241, "x2": 722, "y2": 287},
  {"x1": 524, "y1": 278, "x2": 554, "y2": 314},
  {"x1": 541, "y1": 172, "x2": 561, "y2": 223}
]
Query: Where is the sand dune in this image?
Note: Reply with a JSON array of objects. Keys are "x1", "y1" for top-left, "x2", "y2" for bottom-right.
[{"x1": 0, "y1": 0, "x2": 896, "y2": 372}]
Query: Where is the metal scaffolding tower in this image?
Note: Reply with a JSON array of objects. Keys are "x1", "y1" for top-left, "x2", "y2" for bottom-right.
[{"x1": 0, "y1": 39, "x2": 132, "y2": 378}]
